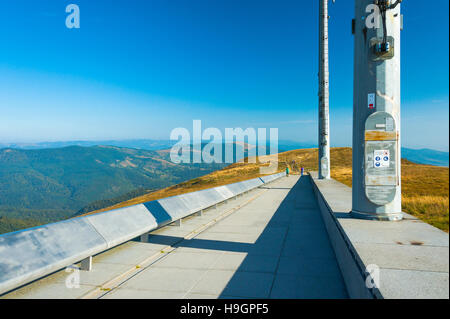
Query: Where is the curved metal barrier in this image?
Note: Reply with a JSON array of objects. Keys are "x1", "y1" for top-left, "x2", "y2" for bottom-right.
[{"x1": 0, "y1": 171, "x2": 286, "y2": 295}]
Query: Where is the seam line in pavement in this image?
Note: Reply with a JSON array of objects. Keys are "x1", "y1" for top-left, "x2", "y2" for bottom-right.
[
  {"x1": 267, "y1": 181, "x2": 296, "y2": 298},
  {"x1": 83, "y1": 187, "x2": 269, "y2": 299},
  {"x1": 183, "y1": 180, "x2": 288, "y2": 299}
]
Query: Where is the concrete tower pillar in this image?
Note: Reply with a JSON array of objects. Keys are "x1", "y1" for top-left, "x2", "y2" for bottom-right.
[{"x1": 351, "y1": 0, "x2": 403, "y2": 220}]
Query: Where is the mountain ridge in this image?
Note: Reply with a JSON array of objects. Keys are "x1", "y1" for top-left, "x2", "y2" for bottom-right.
[
  {"x1": 81, "y1": 147, "x2": 448, "y2": 232},
  {"x1": 0, "y1": 145, "x2": 226, "y2": 232},
  {"x1": 2, "y1": 140, "x2": 447, "y2": 166}
]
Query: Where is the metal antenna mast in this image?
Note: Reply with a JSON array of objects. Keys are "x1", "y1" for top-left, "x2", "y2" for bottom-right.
[{"x1": 318, "y1": 0, "x2": 332, "y2": 179}]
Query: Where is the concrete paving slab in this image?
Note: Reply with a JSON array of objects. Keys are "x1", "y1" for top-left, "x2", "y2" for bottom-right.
[
  {"x1": 145, "y1": 231, "x2": 185, "y2": 248},
  {"x1": 203, "y1": 225, "x2": 267, "y2": 235},
  {"x1": 188, "y1": 270, "x2": 236, "y2": 295},
  {"x1": 339, "y1": 218, "x2": 449, "y2": 246},
  {"x1": 149, "y1": 227, "x2": 198, "y2": 238},
  {"x1": 379, "y1": 268, "x2": 449, "y2": 299},
  {"x1": 270, "y1": 274, "x2": 348, "y2": 299},
  {"x1": 219, "y1": 271, "x2": 275, "y2": 298},
  {"x1": 120, "y1": 267, "x2": 205, "y2": 292},
  {"x1": 2, "y1": 267, "x2": 79, "y2": 299},
  {"x1": 183, "y1": 292, "x2": 219, "y2": 299},
  {"x1": 354, "y1": 243, "x2": 449, "y2": 272},
  {"x1": 246, "y1": 241, "x2": 286, "y2": 257},
  {"x1": 191, "y1": 270, "x2": 274, "y2": 298},
  {"x1": 0, "y1": 186, "x2": 266, "y2": 299},
  {"x1": 52, "y1": 262, "x2": 132, "y2": 286},
  {"x1": 277, "y1": 255, "x2": 342, "y2": 278},
  {"x1": 152, "y1": 251, "x2": 222, "y2": 270},
  {"x1": 216, "y1": 217, "x2": 271, "y2": 228},
  {"x1": 3, "y1": 175, "x2": 348, "y2": 299},
  {"x1": 310, "y1": 171, "x2": 449, "y2": 299},
  {"x1": 93, "y1": 242, "x2": 162, "y2": 266},
  {"x1": 176, "y1": 243, "x2": 236, "y2": 255},
  {"x1": 281, "y1": 239, "x2": 336, "y2": 259},
  {"x1": 2, "y1": 282, "x2": 96, "y2": 299},
  {"x1": 213, "y1": 253, "x2": 279, "y2": 273},
  {"x1": 103, "y1": 287, "x2": 185, "y2": 299},
  {"x1": 220, "y1": 295, "x2": 253, "y2": 299},
  {"x1": 98, "y1": 175, "x2": 347, "y2": 299},
  {"x1": 195, "y1": 232, "x2": 260, "y2": 243},
  {"x1": 285, "y1": 227, "x2": 331, "y2": 242}
]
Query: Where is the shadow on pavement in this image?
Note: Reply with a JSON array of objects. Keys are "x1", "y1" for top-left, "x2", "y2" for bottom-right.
[{"x1": 143, "y1": 176, "x2": 348, "y2": 299}]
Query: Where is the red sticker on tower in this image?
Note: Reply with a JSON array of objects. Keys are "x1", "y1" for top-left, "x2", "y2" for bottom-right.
[{"x1": 368, "y1": 93, "x2": 375, "y2": 109}]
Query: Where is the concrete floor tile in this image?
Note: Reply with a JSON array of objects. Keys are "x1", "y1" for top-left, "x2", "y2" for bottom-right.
[
  {"x1": 354, "y1": 243, "x2": 449, "y2": 272},
  {"x1": 378, "y1": 268, "x2": 449, "y2": 299},
  {"x1": 213, "y1": 253, "x2": 279, "y2": 273},
  {"x1": 4, "y1": 176, "x2": 350, "y2": 300},
  {"x1": 2, "y1": 282, "x2": 95, "y2": 299},
  {"x1": 94, "y1": 244, "x2": 162, "y2": 266},
  {"x1": 121, "y1": 267, "x2": 205, "y2": 292},
  {"x1": 191, "y1": 270, "x2": 274, "y2": 298},
  {"x1": 219, "y1": 271, "x2": 275, "y2": 298},
  {"x1": 189, "y1": 270, "x2": 236, "y2": 295},
  {"x1": 270, "y1": 274, "x2": 348, "y2": 299},
  {"x1": 53, "y1": 262, "x2": 132, "y2": 286},
  {"x1": 184, "y1": 292, "x2": 219, "y2": 299},
  {"x1": 277, "y1": 255, "x2": 342, "y2": 278},
  {"x1": 103, "y1": 288, "x2": 185, "y2": 299},
  {"x1": 153, "y1": 251, "x2": 222, "y2": 270}
]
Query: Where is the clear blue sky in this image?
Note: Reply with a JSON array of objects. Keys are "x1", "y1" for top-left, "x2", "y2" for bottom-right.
[{"x1": 0, "y1": 0, "x2": 448, "y2": 150}]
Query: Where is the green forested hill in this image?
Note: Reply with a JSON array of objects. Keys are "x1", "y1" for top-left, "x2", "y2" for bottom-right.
[{"x1": 0, "y1": 145, "x2": 226, "y2": 233}]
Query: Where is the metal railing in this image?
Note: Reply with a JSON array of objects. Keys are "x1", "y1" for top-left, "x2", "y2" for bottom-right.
[{"x1": 0, "y1": 172, "x2": 286, "y2": 295}]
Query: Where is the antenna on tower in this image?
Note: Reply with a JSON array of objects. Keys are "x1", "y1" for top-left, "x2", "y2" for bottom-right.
[{"x1": 318, "y1": 0, "x2": 334, "y2": 179}]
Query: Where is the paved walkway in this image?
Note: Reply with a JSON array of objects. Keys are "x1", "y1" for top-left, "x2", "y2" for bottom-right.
[{"x1": 3, "y1": 175, "x2": 348, "y2": 299}]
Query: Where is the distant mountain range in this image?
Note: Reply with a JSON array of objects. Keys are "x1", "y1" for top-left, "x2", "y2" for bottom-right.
[
  {"x1": 1, "y1": 139, "x2": 447, "y2": 166},
  {"x1": 401, "y1": 148, "x2": 449, "y2": 167},
  {"x1": 276, "y1": 143, "x2": 448, "y2": 167},
  {"x1": 0, "y1": 145, "x2": 227, "y2": 232},
  {"x1": 0, "y1": 141, "x2": 289, "y2": 233},
  {"x1": 0, "y1": 141, "x2": 447, "y2": 234},
  {"x1": 0, "y1": 139, "x2": 177, "y2": 151},
  {"x1": 0, "y1": 139, "x2": 315, "y2": 153}
]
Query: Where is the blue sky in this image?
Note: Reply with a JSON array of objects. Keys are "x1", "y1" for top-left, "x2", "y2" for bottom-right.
[{"x1": 0, "y1": 0, "x2": 448, "y2": 151}]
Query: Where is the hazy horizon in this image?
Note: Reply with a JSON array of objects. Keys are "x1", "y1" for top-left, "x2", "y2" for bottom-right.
[
  {"x1": 0, "y1": 1, "x2": 448, "y2": 152},
  {"x1": 0, "y1": 137, "x2": 448, "y2": 153}
]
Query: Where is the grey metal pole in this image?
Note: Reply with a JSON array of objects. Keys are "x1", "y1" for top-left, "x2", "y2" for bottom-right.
[
  {"x1": 351, "y1": 0, "x2": 403, "y2": 221},
  {"x1": 319, "y1": 0, "x2": 331, "y2": 179}
]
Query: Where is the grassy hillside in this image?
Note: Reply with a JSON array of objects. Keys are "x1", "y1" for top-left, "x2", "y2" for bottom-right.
[
  {"x1": 0, "y1": 216, "x2": 45, "y2": 234},
  {"x1": 80, "y1": 159, "x2": 287, "y2": 215},
  {"x1": 85, "y1": 147, "x2": 449, "y2": 232},
  {"x1": 273, "y1": 147, "x2": 449, "y2": 232},
  {"x1": 0, "y1": 145, "x2": 226, "y2": 233}
]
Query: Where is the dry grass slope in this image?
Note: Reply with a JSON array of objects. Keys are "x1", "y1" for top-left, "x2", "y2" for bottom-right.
[
  {"x1": 86, "y1": 147, "x2": 449, "y2": 232},
  {"x1": 277, "y1": 147, "x2": 449, "y2": 232},
  {"x1": 84, "y1": 159, "x2": 287, "y2": 216}
]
